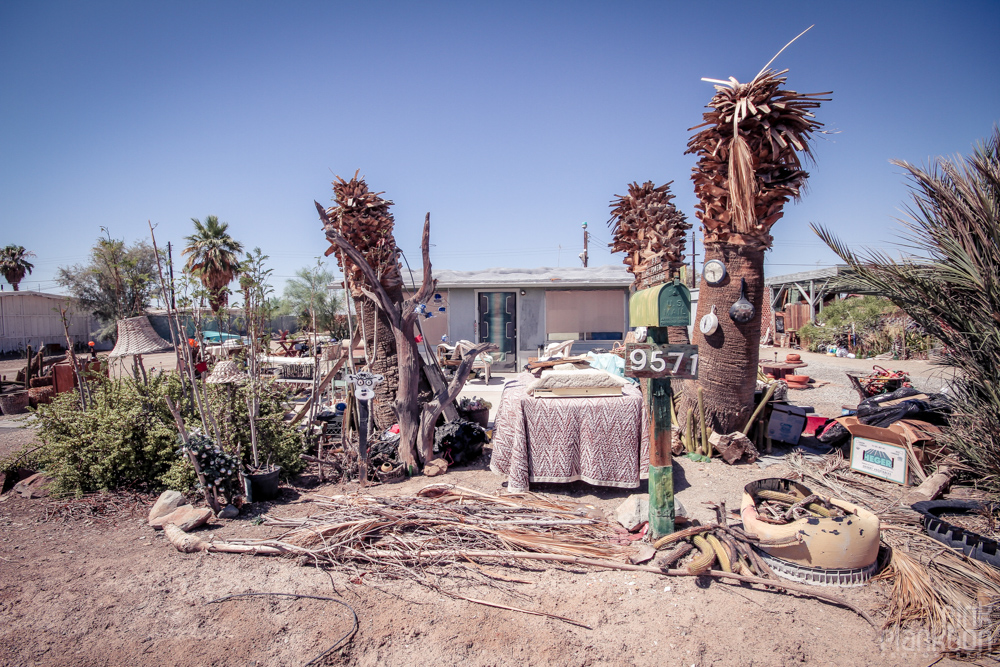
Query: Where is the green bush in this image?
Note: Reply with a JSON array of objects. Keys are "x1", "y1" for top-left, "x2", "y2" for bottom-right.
[
  {"x1": 32, "y1": 373, "x2": 189, "y2": 496},
  {"x1": 204, "y1": 379, "x2": 305, "y2": 478},
  {"x1": 797, "y1": 296, "x2": 930, "y2": 357},
  {"x1": 26, "y1": 370, "x2": 304, "y2": 497}
]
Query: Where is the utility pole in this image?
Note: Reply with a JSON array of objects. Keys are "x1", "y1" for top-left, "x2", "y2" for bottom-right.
[
  {"x1": 689, "y1": 228, "x2": 698, "y2": 288},
  {"x1": 167, "y1": 242, "x2": 177, "y2": 310},
  {"x1": 581, "y1": 222, "x2": 589, "y2": 268}
]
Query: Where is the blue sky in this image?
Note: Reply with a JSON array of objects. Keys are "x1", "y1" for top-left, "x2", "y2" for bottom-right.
[{"x1": 2, "y1": 1, "x2": 998, "y2": 295}]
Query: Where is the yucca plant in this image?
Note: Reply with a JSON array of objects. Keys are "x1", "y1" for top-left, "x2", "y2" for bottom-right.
[
  {"x1": 322, "y1": 173, "x2": 405, "y2": 430},
  {"x1": 814, "y1": 127, "x2": 1000, "y2": 492},
  {"x1": 683, "y1": 61, "x2": 830, "y2": 434}
]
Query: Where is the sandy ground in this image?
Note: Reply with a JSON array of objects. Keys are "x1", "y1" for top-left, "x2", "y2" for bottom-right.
[{"x1": 0, "y1": 350, "x2": 970, "y2": 666}]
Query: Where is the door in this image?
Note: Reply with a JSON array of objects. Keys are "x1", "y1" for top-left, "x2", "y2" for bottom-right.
[{"x1": 478, "y1": 292, "x2": 516, "y2": 370}]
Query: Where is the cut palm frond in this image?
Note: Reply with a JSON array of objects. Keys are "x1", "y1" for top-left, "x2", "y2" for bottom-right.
[{"x1": 813, "y1": 128, "x2": 1000, "y2": 492}]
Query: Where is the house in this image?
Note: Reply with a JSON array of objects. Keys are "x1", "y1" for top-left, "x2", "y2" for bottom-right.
[
  {"x1": 0, "y1": 291, "x2": 98, "y2": 354},
  {"x1": 406, "y1": 265, "x2": 637, "y2": 370}
]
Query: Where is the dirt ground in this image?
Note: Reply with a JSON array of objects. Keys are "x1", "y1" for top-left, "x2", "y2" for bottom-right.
[{"x1": 0, "y1": 351, "x2": 975, "y2": 666}]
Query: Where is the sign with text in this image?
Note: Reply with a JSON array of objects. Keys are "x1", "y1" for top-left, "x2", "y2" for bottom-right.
[
  {"x1": 624, "y1": 343, "x2": 699, "y2": 380},
  {"x1": 850, "y1": 436, "x2": 909, "y2": 485}
]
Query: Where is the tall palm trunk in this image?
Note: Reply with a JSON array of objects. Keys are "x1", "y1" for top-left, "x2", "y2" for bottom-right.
[
  {"x1": 681, "y1": 246, "x2": 764, "y2": 434},
  {"x1": 353, "y1": 288, "x2": 403, "y2": 431}
]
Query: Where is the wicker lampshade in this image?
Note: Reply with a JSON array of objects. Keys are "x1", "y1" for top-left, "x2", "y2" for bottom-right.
[
  {"x1": 205, "y1": 360, "x2": 246, "y2": 385},
  {"x1": 109, "y1": 316, "x2": 174, "y2": 358}
]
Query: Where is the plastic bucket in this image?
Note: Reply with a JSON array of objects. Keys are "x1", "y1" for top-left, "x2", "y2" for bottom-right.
[{"x1": 245, "y1": 466, "x2": 282, "y2": 502}]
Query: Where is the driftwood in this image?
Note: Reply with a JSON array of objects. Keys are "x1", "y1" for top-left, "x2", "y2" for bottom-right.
[{"x1": 317, "y1": 203, "x2": 496, "y2": 469}]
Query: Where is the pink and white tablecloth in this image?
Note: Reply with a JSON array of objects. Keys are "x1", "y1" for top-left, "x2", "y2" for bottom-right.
[{"x1": 489, "y1": 373, "x2": 649, "y2": 492}]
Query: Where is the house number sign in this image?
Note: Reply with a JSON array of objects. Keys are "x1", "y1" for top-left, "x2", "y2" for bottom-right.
[{"x1": 624, "y1": 343, "x2": 699, "y2": 380}]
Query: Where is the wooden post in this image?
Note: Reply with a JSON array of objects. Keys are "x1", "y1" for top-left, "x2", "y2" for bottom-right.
[
  {"x1": 24, "y1": 345, "x2": 32, "y2": 389},
  {"x1": 645, "y1": 326, "x2": 674, "y2": 539}
]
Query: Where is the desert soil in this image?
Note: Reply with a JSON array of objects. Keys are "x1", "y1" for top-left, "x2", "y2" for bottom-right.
[{"x1": 0, "y1": 352, "x2": 968, "y2": 666}]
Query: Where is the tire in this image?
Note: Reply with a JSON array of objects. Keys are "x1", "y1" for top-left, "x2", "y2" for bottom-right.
[{"x1": 911, "y1": 500, "x2": 1000, "y2": 568}]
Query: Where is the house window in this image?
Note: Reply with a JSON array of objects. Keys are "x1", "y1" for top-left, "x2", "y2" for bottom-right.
[{"x1": 545, "y1": 290, "x2": 624, "y2": 341}]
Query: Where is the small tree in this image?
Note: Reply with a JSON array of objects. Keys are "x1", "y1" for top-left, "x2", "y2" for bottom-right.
[
  {"x1": 0, "y1": 245, "x2": 35, "y2": 291},
  {"x1": 183, "y1": 216, "x2": 244, "y2": 313},
  {"x1": 281, "y1": 261, "x2": 344, "y2": 334},
  {"x1": 57, "y1": 230, "x2": 158, "y2": 340}
]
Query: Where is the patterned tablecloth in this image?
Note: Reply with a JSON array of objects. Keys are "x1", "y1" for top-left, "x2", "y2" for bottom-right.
[{"x1": 489, "y1": 373, "x2": 649, "y2": 492}]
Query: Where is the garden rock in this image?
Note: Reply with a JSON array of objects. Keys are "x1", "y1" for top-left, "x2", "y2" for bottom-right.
[
  {"x1": 709, "y1": 431, "x2": 759, "y2": 464},
  {"x1": 218, "y1": 504, "x2": 239, "y2": 519},
  {"x1": 13, "y1": 473, "x2": 53, "y2": 499},
  {"x1": 614, "y1": 494, "x2": 687, "y2": 532},
  {"x1": 150, "y1": 505, "x2": 212, "y2": 531},
  {"x1": 424, "y1": 458, "x2": 449, "y2": 477},
  {"x1": 148, "y1": 490, "x2": 185, "y2": 523}
]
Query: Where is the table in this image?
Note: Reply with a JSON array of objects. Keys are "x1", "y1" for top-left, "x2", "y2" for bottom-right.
[
  {"x1": 489, "y1": 374, "x2": 649, "y2": 493},
  {"x1": 759, "y1": 361, "x2": 808, "y2": 381}
]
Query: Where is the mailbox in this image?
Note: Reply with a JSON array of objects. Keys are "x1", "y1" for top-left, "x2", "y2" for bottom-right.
[{"x1": 629, "y1": 278, "x2": 692, "y2": 327}]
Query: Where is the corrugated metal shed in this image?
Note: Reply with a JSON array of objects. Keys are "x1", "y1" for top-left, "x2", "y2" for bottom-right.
[{"x1": 0, "y1": 291, "x2": 97, "y2": 353}]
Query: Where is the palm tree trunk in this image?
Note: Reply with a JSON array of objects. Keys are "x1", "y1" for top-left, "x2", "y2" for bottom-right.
[
  {"x1": 681, "y1": 246, "x2": 765, "y2": 435},
  {"x1": 354, "y1": 289, "x2": 402, "y2": 432}
]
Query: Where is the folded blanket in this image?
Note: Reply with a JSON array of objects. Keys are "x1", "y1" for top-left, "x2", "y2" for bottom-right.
[{"x1": 526, "y1": 369, "x2": 627, "y2": 395}]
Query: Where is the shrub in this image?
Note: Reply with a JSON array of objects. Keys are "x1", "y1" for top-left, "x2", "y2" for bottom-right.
[
  {"x1": 204, "y1": 379, "x2": 305, "y2": 478},
  {"x1": 32, "y1": 373, "x2": 189, "y2": 496},
  {"x1": 814, "y1": 128, "x2": 1000, "y2": 491}
]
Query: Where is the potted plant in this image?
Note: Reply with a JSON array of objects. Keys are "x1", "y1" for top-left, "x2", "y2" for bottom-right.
[
  {"x1": 457, "y1": 396, "x2": 492, "y2": 428},
  {"x1": 237, "y1": 248, "x2": 282, "y2": 501}
]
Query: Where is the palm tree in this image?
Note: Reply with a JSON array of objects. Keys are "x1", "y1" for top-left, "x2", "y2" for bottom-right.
[
  {"x1": 322, "y1": 174, "x2": 406, "y2": 431},
  {"x1": 682, "y1": 66, "x2": 829, "y2": 434},
  {"x1": 1, "y1": 245, "x2": 36, "y2": 291},
  {"x1": 182, "y1": 216, "x2": 244, "y2": 313},
  {"x1": 815, "y1": 128, "x2": 1000, "y2": 491},
  {"x1": 608, "y1": 180, "x2": 691, "y2": 343}
]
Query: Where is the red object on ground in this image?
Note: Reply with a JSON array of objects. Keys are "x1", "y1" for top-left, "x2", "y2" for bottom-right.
[
  {"x1": 803, "y1": 415, "x2": 830, "y2": 436},
  {"x1": 390, "y1": 424, "x2": 400, "y2": 434}
]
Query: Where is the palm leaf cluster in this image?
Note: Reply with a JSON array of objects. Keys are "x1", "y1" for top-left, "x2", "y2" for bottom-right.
[
  {"x1": 321, "y1": 173, "x2": 405, "y2": 430},
  {"x1": 0, "y1": 244, "x2": 35, "y2": 291},
  {"x1": 814, "y1": 128, "x2": 1000, "y2": 491},
  {"x1": 686, "y1": 69, "x2": 829, "y2": 249},
  {"x1": 323, "y1": 172, "x2": 402, "y2": 293},
  {"x1": 607, "y1": 180, "x2": 690, "y2": 284},
  {"x1": 183, "y1": 216, "x2": 244, "y2": 313}
]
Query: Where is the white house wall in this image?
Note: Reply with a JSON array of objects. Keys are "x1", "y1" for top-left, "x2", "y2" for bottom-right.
[{"x1": 0, "y1": 294, "x2": 96, "y2": 353}]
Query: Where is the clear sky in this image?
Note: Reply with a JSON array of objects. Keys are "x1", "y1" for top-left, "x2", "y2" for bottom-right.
[{"x1": 2, "y1": 1, "x2": 998, "y2": 296}]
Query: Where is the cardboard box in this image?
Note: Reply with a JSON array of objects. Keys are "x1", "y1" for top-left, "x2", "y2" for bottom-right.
[
  {"x1": 837, "y1": 416, "x2": 942, "y2": 485},
  {"x1": 767, "y1": 404, "x2": 808, "y2": 445}
]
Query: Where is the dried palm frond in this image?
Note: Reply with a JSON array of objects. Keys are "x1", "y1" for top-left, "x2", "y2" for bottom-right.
[
  {"x1": 607, "y1": 180, "x2": 690, "y2": 284},
  {"x1": 323, "y1": 172, "x2": 403, "y2": 295},
  {"x1": 686, "y1": 69, "x2": 830, "y2": 249},
  {"x1": 814, "y1": 128, "x2": 1000, "y2": 492}
]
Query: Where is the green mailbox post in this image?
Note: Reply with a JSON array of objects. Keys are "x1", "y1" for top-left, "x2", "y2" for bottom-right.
[{"x1": 626, "y1": 278, "x2": 697, "y2": 540}]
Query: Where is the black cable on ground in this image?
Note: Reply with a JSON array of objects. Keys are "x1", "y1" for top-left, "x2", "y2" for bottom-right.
[{"x1": 208, "y1": 592, "x2": 359, "y2": 666}]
